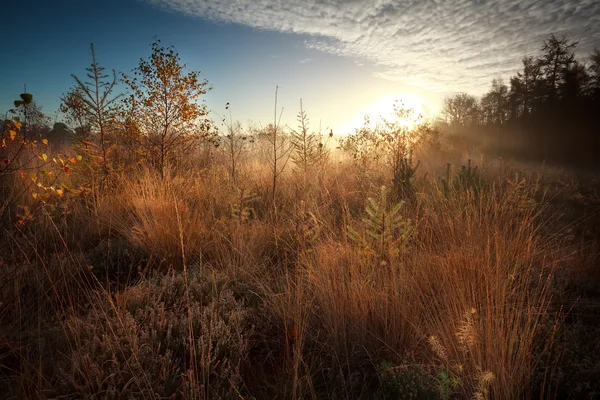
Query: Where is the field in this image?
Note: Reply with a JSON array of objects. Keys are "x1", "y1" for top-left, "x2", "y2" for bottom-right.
[{"x1": 1, "y1": 121, "x2": 599, "y2": 399}]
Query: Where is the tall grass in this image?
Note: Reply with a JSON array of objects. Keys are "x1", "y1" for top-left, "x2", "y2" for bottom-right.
[{"x1": 0, "y1": 143, "x2": 592, "y2": 399}]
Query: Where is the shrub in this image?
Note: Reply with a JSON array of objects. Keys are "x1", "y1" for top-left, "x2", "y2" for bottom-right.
[{"x1": 53, "y1": 269, "x2": 257, "y2": 399}]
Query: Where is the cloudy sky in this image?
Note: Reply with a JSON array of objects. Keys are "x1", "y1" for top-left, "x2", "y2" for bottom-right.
[{"x1": 1, "y1": 0, "x2": 599, "y2": 133}]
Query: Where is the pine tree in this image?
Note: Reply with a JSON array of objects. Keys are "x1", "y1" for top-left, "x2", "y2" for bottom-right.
[
  {"x1": 62, "y1": 43, "x2": 119, "y2": 172},
  {"x1": 539, "y1": 34, "x2": 578, "y2": 101},
  {"x1": 348, "y1": 186, "x2": 413, "y2": 262},
  {"x1": 290, "y1": 99, "x2": 326, "y2": 174}
]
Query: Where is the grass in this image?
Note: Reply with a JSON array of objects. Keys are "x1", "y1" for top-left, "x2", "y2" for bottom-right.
[{"x1": 0, "y1": 135, "x2": 598, "y2": 399}]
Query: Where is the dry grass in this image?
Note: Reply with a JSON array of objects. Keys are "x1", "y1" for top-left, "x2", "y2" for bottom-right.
[{"x1": 0, "y1": 142, "x2": 596, "y2": 399}]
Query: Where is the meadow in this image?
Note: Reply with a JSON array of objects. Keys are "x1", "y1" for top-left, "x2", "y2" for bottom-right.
[
  {"x1": 1, "y1": 39, "x2": 600, "y2": 399},
  {"x1": 2, "y1": 116, "x2": 599, "y2": 399}
]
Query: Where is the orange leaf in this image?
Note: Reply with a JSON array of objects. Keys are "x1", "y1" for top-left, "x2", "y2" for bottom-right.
[
  {"x1": 64, "y1": 166, "x2": 71, "y2": 175},
  {"x1": 68, "y1": 157, "x2": 76, "y2": 164},
  {"x1": 9, "y1": 130, "x2": 17, "y2": 140}
]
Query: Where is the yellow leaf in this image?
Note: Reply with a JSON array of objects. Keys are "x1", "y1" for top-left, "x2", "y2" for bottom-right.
[
  {"x1": 32, "y1": 193, "x2": 38, "y2": 199},
  {"x1": 14, "y1": 122, "x2": 22, "y2": 130},
  {"x1": 56, "y1": 189, "x2": 64, "y2": 197},
  {"x1": 9, "y1": 130, "x2": 17, "y2": 140},
  {"x1": 42, "y1": 138, "x2": 48, "y2": 145},
  {"x1": 40, "y1": 153, "x2": 48, "y2": 161}
]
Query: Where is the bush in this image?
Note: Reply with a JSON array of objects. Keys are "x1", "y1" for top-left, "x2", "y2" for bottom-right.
[{"x1": 52, "y1": 269, "x2": 257, "y2": 399}]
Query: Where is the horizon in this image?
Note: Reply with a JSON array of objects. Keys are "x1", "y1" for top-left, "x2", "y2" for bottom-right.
[{"x1": 1, "y1": 0, "x2": 599, "y2": 134}]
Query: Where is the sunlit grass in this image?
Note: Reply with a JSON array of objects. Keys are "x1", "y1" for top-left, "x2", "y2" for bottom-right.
[{"x1": 0, "y1": 113, "x2": 598, "y2": 399}]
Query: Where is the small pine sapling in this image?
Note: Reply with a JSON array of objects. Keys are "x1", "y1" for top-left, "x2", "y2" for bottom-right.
[
  {"x1": 348, "y1": 186, "x2": 413, "y2": 263},
  {"x1": 392, "y1": 153, "x2": 420, "y2": 200},
  {"x1": 231, "y1": 187, "x2": 259, "y2": 223}
]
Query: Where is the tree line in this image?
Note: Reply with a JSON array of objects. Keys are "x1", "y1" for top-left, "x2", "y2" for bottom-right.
[{"x1": 441, "y1": 34, "x2": 600, "y2": 167}]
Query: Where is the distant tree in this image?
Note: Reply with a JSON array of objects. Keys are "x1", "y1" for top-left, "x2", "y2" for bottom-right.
[
  {"x1": 122, "y1": 39, "x2": 212, "y2": 178},
  {"x1": 441, "y1": 93, "x2": 479, "y2": 128},
  {"x1": 510, "y1": 56, "x2": 544, "y2": 117},
  {"x1": 17, "y1": 101, "x2": 51, "y2": 138},
  {"x1": 60, "y1": 88, "x2": 92, "y2": 146},
  {"x1": 588, "y1": 49, "x2": 600, "y2": 98},
  {"x1": 47, "y1": 122, "x2": 72, "y2": 145},
  {"x1": 480, "y1": 79, "x2": 509, "y2": 125},
  {"x1": 218, "y1": 102, "x2": 253, "y2": 185},
  {"x1": 508, "y1": 76, "x2": 522, "y2": 119},
  {"x1": 538, "y1": 34, "x2": 578, "y2": 101},
  {"x1": 561, "y1": 60, "x2": 590, "y2": 101}
]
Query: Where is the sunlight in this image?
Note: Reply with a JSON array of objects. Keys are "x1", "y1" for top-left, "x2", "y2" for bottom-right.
[{"x1": 340, "y1": 94, "x2": 428, "y2": 134}]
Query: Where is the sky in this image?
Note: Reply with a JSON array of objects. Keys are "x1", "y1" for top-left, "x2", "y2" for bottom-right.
[{"x1": 1, "y1": 0, "x2": 599, "y2": 134}]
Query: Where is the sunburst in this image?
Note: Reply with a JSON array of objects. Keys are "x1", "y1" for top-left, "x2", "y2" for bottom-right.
[{"x1": 341, "y1": 94, "x2": 428, "y2": 134}]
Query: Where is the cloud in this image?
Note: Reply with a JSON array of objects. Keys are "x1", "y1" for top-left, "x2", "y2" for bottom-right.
[
  {"x1": 300, "y1": 58, "x2": 313, "y2": 64},
  {"x1": 143, "y1": 0, "x2": 600, "y2": 94}
]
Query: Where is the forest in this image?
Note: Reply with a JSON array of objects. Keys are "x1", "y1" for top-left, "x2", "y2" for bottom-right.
[
  {"x1": 1, "y1": 34, "x2": 599, "y2": 399},
  {"x1": 439, "y1": 34, "x2": 600, "y2": 168}
]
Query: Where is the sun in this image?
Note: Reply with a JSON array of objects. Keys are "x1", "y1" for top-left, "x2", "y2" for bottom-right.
[{"x1": 341, "y1": 94, "x2": 428, "y2": 134}]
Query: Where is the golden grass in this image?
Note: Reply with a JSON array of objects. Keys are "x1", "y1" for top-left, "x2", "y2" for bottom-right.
[{"x1": 0, "y1": 148, "x2": 593, "y2": 399}]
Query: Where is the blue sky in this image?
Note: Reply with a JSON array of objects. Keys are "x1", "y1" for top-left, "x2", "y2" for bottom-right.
[{"x1": 1, "y1": 0, "x2": 599, "y2": 134}]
